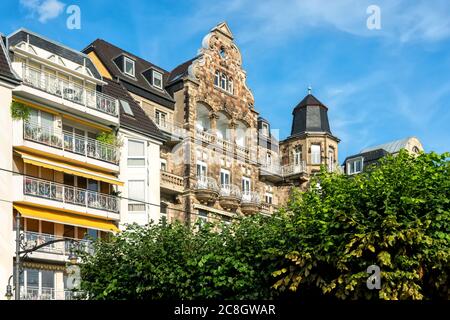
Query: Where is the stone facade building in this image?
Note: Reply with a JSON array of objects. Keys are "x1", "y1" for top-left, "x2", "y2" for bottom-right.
[{"x1": 84, "y1": 22, "x2": 340, "y2": 224}]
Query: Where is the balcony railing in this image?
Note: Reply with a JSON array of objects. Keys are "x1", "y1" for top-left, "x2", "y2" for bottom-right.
[
  {"x1": 220, "y1": 184, "x2": 241, "y2": 198},
  {"x1": 196, "y1": 128, "x2": 215, "y2": 144},
  {"x1": 194, "y1": 176, "x2": 219, "y2": 192},
  {"x1": 241, "y1": 191, "x2": 261, "y2": 204},
  {"x1": 20, "y1": 64, "x2": 118, "y2": 117},
  {"x1": 20, "y1": 286, "x2": 82, "y2": 300},
  {"x1": 281, "y1": 161, "x2": 307, "y2": 176},
  {"x1": 23, "y1": 176, "x2": 119, "y2": 213},
  {"x1": 150, "y1": 115, "x2": 186, "y2": 139},
  {"x1": 160, "y1": 170, "x2": 184, "y2": 192},
  {"x1": 23, "y1": 121, "x2": 119, "y2": 164},
  {"x1": 22, "y1": 231, "x2": 93, "y2": 256}
]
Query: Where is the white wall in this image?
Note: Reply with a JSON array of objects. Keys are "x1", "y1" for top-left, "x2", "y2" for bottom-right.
[
  {"x1": 118, "y1": 129, "x2": 161, "y2": 229},
  {"x1": 0, "y1": 82, "x2": 14, "y2": 299}
]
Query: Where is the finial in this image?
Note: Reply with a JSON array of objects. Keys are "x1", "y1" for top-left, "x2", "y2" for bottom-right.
[{"x1": 307, "y1": 85, "x2": 312, "y2": 95}]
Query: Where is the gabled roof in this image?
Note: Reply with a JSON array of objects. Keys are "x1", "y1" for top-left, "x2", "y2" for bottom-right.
[
  {"x1": 0, "y1": 34, "x2": 21, "y2": 84},
  {"x1": 83, "y1": 39, "x2": 175, "y2": 109},
  {"x1": 361, "y1": 137, "x2": 416, "y2": 154},
  {"x1": 101, "y1": 78, "x2": 165, "y2": 142},
  {"x1": 8, "y1": 28, "x2": 101, "y2": 80}
]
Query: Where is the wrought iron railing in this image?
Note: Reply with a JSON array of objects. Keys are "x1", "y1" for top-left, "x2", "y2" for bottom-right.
[
  {"x1": 20, "y1": 286, "x2": 83, "y2": 300},
  {"x1": 20, "y1": 64, "x2": 117, "y2": 116},
  {"x1": 22, "y1": 231, "x2": 93, "y2": 256},
  {"x1": 241, "y1": 191, "x2": 261, "y2": 204},
  {"x1": 281, "y1": 161, "x2": 307, "y2": 176},
  {"x1": 23, "y1": 176, "x2": 119, "y2": 213},
  {"x1": 23, "y1": 121, "x2": 119, "y2": 164},
  {"x1": 219, "y1": 184, "x2": 241, "y2": 198},
  {"x1": 194, "y1": 175, "x2": 219, "y2": 192}
]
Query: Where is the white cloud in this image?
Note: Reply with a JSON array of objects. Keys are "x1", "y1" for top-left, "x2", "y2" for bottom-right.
[
  {"x1": 189, "y1": 0, "x2": 450, "y2": 45},
  {"x1": 20, "y1": 0, "x2": 65, "y2": 23}
]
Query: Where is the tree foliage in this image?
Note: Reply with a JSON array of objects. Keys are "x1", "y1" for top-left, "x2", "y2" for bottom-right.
[{"x1": 79, "y1": 151, "x2": 449, "y2": 300}]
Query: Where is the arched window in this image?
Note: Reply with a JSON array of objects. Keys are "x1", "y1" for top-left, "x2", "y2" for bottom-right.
[
  {"x1": 221, "y1": 73, "x2": 227, "y2": 90},
  {"x1": 214, "y1": 70, "x2": 220, "y2": 87}
]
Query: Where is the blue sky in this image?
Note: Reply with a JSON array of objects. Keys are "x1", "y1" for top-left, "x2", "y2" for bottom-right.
[{"x1": 1, "y1": 0, "x2": 449, "y2": 162}]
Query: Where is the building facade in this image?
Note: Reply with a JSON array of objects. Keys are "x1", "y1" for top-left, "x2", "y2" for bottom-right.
[
  {"x1": 3, "y1": 29, "x2": 124, "y2": 300},
  {"x1": 1, "y1": 22, "x2": 342, "y2": 299},
  {"x1": 343, "y1": 136, "x2": 424, "y2": 175},
  {"x1": 85, "y1": 22, "x2": 340, "y2": 224}
]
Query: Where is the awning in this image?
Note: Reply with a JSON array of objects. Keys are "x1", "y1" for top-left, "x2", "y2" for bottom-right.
[
  {"x1": 14, "y1": 204, "x2": 120, "y2": 232},
  {"x1": 16, "y1": 151, "x2": 124, "y2": 186}
]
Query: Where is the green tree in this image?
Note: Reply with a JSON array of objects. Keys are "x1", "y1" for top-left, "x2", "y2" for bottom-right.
[
  {"x1": 273, "y1": 151, "x2": 450, "y2": 299},
  {"x1": 78, "y1": 151, "x2": 449, "y2": 300}
]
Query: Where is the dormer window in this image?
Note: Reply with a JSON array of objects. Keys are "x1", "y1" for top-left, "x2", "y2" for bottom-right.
[
  {"x1": 152, "y1": 71, "x2": 163, "y2": 89},
  {"x1": 124, "y1": 56, "x2": 135, "y2": 77}
]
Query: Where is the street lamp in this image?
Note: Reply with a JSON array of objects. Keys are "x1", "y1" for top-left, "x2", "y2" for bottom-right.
[{"x1": 7, "y1": 213, "x2": 81, "y2": 300}]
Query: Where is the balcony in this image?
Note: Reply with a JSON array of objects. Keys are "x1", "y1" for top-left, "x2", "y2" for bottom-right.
[
  {"x1": 193, "y1": 176, "x2": 219, "y2": 204},
  {"x1": 19, "y1": 121, "x2": 120, "y2": 168},
  {"x1": 160, "y1": 170, "x2": 184, "y2": 194},
  {"x1": 281, "y1": 161, "x2": 307, "y2": 177},
  {"x1": 196, "y1": 128, "x2": 215, "y2": 144},
  {"x1": 150, "y1": 115, "x2": 187, "y2": 143},
  {"x1": 260, "y1": 203, "x2": 277, "y2": 215},
  {"x1": 12, "y1": 63, "x2": 119, "y2": 125},
  {"x1": 219, "y1": 184, "x2": 241, "y2": 211},
  {"x1": 240, "y1": 191, "x2": 261, "y2": 215},
  {"x1": 14, "y1": 176, "x2": 119, "y2": 220},
  {"x1": 20, "y1": 286, "x2": 82, "y2": 300},
  {"x1": 21, "y1": 231, "x2": 93, "y2": 262}
]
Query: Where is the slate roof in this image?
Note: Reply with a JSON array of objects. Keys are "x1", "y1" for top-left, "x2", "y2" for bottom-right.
[
  {"x1": 0, "y1": 34, "x2": 21, "y2": 84},
  {"x1": 83, "y1": 39, "x2": 175, "y2": 109},
  {"x1": 8, "y1": 29, "x2": 101, "y2": 80},
  {"x1": 290, "y1": 94, "x2": 332, "y2": 137},
  {"x1": 361, "y1": 137, "x2": 415, "y2": 154},
  {"x1": 167, "y1": 57, "x2": 198, "y2": 85},
  {"x1": 343, "y1": 149, "x2": 390, "y2": 168},
  {"x1": 102, "y1": 78, "x2": 165, "y2": 142}
]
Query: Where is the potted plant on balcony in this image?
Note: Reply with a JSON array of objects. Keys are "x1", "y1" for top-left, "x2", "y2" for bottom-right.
[{"x1": 10, "y1": 101, "x2": 31, "y2": 121}]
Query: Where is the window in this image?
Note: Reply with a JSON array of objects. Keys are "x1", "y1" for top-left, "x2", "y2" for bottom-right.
[
  {"x1": 219, "y1": 47, "x2": 226, "y2": 59},
  {"x1": 227, "y1": 78, "x2": 233, "y2": 94},
  {"x1": 214, "y1": 70, "x2": 220, "y2": 86},
  {"x1": 196, "y1": 161, "x2": 207, "y2": 178},
  {"x1": 124, "y1": 56, "x2": 135, "y2": 77},
  {"x1": 261, "y1": 123, "x2": 269, "y2": 136},
  {"x1": 311, "y1": 144, "x2": 321, "y2": 164},
  {"x1": 120, "y1": 100, "x2": 134, "y2": 116},
  {"x1": 328, "y1": 148, "x2": 335, "y2": 172},
  {"x1": 265, "y1": 193, "x2": 273, "y2": 204},
  {"x1": 347, "y1": 158, "x2": 363, "y2": 175},
  {"x1": 128, "y1": 180, "x2": 146, "y2": 212},
  {"x1": 160, "y1": 159, "x2": 167, "y2": 171},
  {"x1": 198, "y1": 210, "x2": 208, "y2": 224},
  {"x1": 242, "y1": 177, "x2": 251, "y2": 193},
  {"x1": 222, "y1": 216, "x2": 231, "y2": 226},
  {"x1": 220, "y1": 169, "x2": 230, "y2": 186},
  {"x1": 152, "y1": 71, "x2": 163, "y2": 89},
  {"x1": 412, "y1": 146, "x2": 420, "y2": 154},
  {"x1": 20, "y1": 268, "x2": 55, "y2": 299},
  {"x1": 155, "y1": 110, "x2": 167, "y2": 127},
  {"x1": 266, "y1": 152, "x2": 272, "y2": 166},
  {"x1": 221, "y1": 73, "x2": 227, "y2": 90},
  {"x1": 294, "y1": 147, "x2": 302, "y2": 166},
  {"x1": 127, "y1": 140, "x2": 145, "y2": 166}
]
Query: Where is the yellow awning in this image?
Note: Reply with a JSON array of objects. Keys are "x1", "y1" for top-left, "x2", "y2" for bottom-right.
[
  {"x1": 14, "y1": 204, "x2": 120, "y2": 232},
  {"x1": 16, "y1": 151, "x2": 124, "y2": 186}
]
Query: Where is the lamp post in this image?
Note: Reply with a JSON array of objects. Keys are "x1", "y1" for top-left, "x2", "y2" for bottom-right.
[{"x1": 8, "y1": 213, "x2": 80, "y2": 300}]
